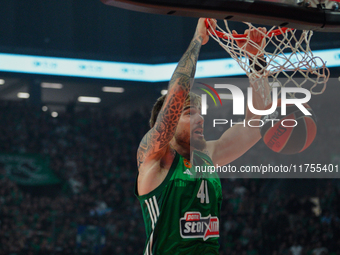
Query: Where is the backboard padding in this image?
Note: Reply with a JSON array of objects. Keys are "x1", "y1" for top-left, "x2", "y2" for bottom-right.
[{"x1": 101, "y1": 0, "x2": 340, "y2": 32}]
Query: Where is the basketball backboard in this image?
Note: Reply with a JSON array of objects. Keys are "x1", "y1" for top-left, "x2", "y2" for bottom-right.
[{"x1": 101, "y1": 0, "x2": 340, "y2": 32}]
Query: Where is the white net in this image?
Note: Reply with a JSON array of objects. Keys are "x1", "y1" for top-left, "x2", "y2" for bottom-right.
[{"x1": 206, "y1": 19, "x2": 330, "y2": 96}]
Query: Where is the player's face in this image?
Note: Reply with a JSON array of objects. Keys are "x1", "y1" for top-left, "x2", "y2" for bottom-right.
[{"x1": 174, "y1": 102, "x2": 206, "y2": 151}]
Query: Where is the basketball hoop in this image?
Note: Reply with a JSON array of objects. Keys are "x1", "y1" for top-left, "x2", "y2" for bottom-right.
[{"x1": 205, "y1": 19, "x2": 330, "y2": 97}]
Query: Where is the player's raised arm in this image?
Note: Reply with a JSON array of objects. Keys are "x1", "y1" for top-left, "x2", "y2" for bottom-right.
[
  {"x1": 206, "y1": 27, "x2": 272, "y2": 166},
  {"x1": 137, "y1": 18, "x2": 211, "y2": 168}
]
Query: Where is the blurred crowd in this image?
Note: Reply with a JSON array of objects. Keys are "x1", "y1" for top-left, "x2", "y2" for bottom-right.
[
  {"x1": 0, "y1": 99, "x2": 340, "y2": 255},
  {"x1": 219, "y1": 179, "x2": 340, "y2": 255}
]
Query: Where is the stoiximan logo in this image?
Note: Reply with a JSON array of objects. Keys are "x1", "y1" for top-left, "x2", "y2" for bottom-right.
[{"x1": 198, "y1": 82, "x2": 312, "y2": 128}]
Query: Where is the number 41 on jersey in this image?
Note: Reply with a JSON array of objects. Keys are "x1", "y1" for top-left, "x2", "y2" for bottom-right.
[{"x1": 197, "y1": 180, "x2": 209, "y2": 204}]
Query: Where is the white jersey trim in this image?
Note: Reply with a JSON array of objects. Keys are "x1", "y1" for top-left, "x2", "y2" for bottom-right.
[{"x1": 144, "y1": 195, "x2": 159, "y2": 255}]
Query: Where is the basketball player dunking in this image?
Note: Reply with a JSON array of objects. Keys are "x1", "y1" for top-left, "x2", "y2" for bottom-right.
[{"x1": 135, "y1": 18, "x2": 271, "y2": 254}]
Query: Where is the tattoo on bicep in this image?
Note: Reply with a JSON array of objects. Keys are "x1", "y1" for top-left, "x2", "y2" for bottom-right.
[
  {"x1": 137, "y1": 138, "x2": 147, "y2": 168},
  {"x1": 149, "y1": 39, "x2": 201, "y2": 149},
  {"x1": 137, "y1": 37, "x2": 202, "y2": 166},
  {"x1": 155, "y1": 91, "x2": 184, "y2": 149},
  {"x1": 137, "y1": 87, "x2": 186, "y2": 164},
  {"x1": 137, "y1": 150, "x2": 144, "y2": 168},
  {"x1": 137, "y1": 130, "x2": 158, "y2": 167}
]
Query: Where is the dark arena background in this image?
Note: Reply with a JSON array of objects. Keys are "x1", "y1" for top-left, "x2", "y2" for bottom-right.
[{"x1": 1, "y1": 1, "x2": 340, "y2": 254}]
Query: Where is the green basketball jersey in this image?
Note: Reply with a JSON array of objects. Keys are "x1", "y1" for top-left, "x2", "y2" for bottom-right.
[{"x1": 135, "y1": 150, "x2": 223, "y2": 255}]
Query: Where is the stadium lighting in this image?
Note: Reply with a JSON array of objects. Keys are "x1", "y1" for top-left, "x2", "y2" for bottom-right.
[
  {"x1": 51, "y1": 112, "x2": 58, "y2": 118},
  {"x1": 17, "y1": 92, "x2": 30, "y2": 99},
  {"x1": 78, "y1": 96, "x2": 101, "y2": 103},
  {"x1": 0, "y1": 79, "x2": 4, "y2": 85},
  {"x1": 41, "y1": 82, "x2": 63, "y2": 89},
  {"x1": 161, "y1": 90, "x2": 168, "y2": 95},
  {"x1": 42, "y1": 106, "x2": 48, "y2": 111},
  {"x1": 102, "y1": 86, "x2": 124, "y2": 93}
]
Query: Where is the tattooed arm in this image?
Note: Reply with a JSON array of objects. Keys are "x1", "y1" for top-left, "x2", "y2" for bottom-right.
[{"x1": 137, "y1": 18, "x2": 210, "y2": 195}]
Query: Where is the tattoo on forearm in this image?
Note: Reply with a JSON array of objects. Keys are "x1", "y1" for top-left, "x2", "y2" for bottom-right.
[
  {"x1": 137, "y1": 36, "x2": 202, "y2": 167},
  {"x1": 169, "y1": 37, "x2": 202, "y2": 90}
]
